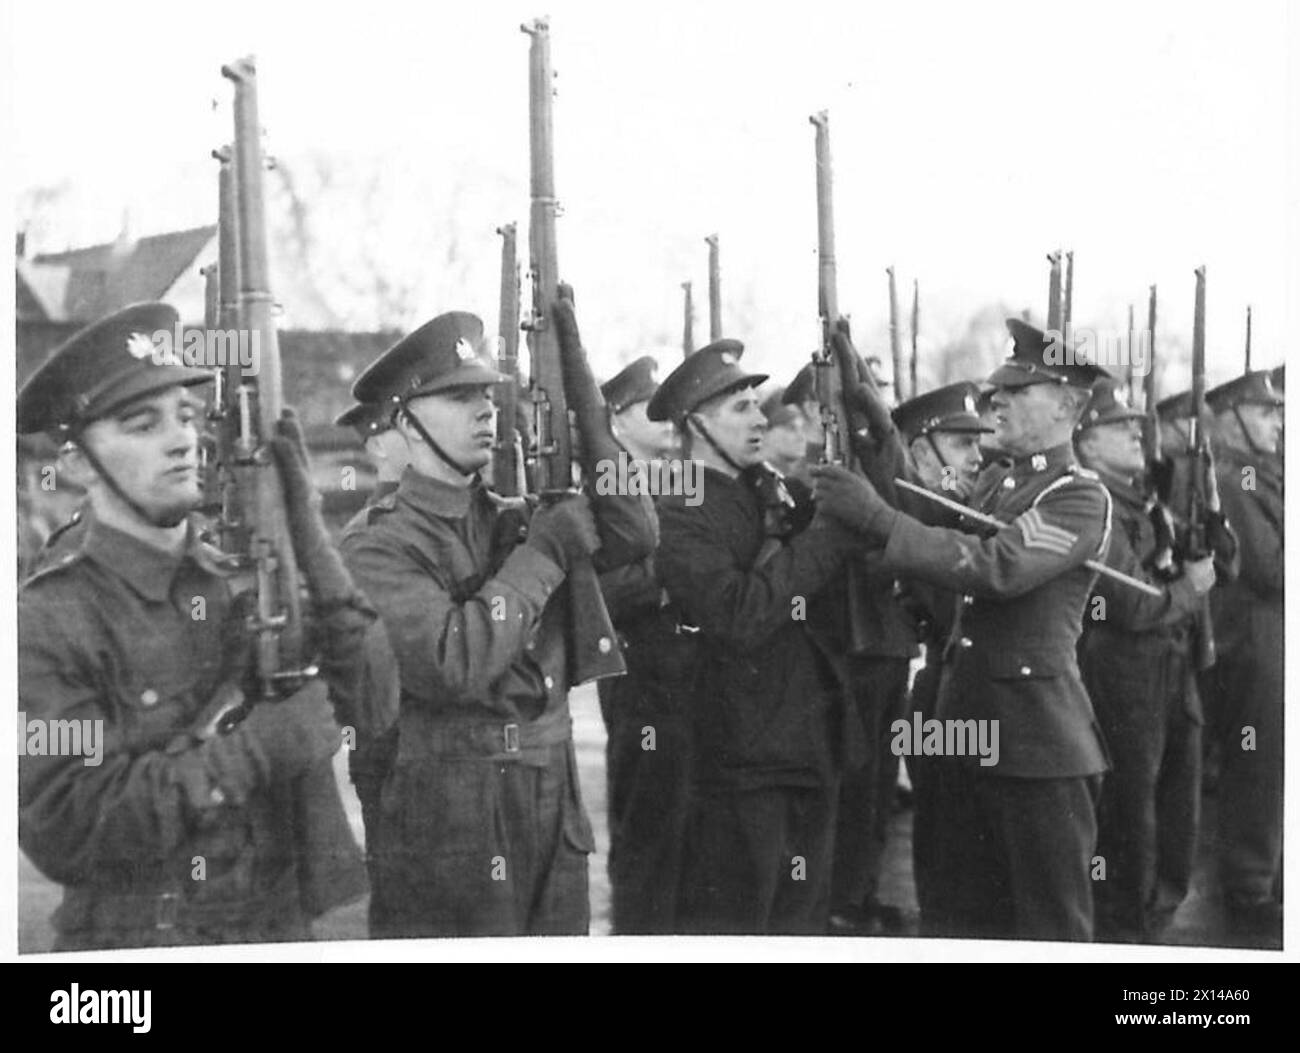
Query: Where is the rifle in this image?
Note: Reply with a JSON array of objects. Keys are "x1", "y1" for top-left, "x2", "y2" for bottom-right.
[
  {"x1": 681, "y1": 280, "x2": 694, "y2": 358},
  {"x1": 1244, "y1": 304, "x2": 1253, "y2": 372},
  {"x1": 521, "y1": 18, "x2": 625, "y2": 685},
  {"x1": 493, "y1": 221, "x2": 522, "y2": 495},
  {"x1": 1184, "y1": 266, "x2": 1217, "y2": 668},
  {"x1": 218, "y1": 56, "x2": 314, "y2": 706},
  {"x1": 1063, "y1": 250, "x2": 1074, "y2": 335},
  {"x1": 706, "y1": 234, "x2": 722, "y2": 341},
  {"x1": 887, "y1": 266, "x2": 904, "y2": 402},
  {"x1": 1142, "y1": 285, "x2": 1159, "y2": 466},
  {"x1": 1046, "y1": 250, "x2": 1063, "y2": 332},
  {"x1": 909, "y1": 279, "x2": 919, "y2": 402},
  {"x1": 810, "y1": 109, "x2": 873, "y2": 655},
  {"x1": 1126, "y1": 302, "x2": 1137, "y2": 405}
]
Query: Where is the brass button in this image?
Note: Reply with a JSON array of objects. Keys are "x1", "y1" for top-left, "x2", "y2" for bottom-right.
[
  {"x1": 1002, "y1": 477, "x2": 1016, "y2": 490},
  {"x1": 959, "y1": 636, "x2": 973, "y2": 648},
  {"x1": 141, "y1": 689, "x2": 159, "y2": 707},
  {"x1": 209, "y1": 787, "x2": 226, "y2": 806},
  {"x1": 1019, "y1": 665, "x2": 1032, "y2": 676},
  {"x1": 962, "y1": 594, "x2": 974, "y2": 606},
  {"x1": 543, "y1": 675, "x2": 555, "y2": 690},
  {"x1": 597, "y1": 636, "x2": 612, "y2": 654}
]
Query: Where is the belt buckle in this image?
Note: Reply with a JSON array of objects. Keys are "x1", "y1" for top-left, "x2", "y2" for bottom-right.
[
  {"x1": 156, "y1": 891, "x2": 181, "y2": 931},
  {"x1": 503, "y1": 723, "x2": 521, "y2": 754}
]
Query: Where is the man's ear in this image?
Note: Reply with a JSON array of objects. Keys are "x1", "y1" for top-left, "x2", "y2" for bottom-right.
[{"x1": 57, "y1": 442, "x2": 98, "y2": 490}]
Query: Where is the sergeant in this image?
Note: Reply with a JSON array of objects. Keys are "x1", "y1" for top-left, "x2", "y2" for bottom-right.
[
  {"x1": 339, "y1": 307, "x2": 652, "y2": 937},
  {"x1": 596, "y1": 355, "x2": 695, "y2": 934},
  {"x1": 17, "y1": 302, "x2": 381, "y2": 950},
  {"x1": 1199, "y1": 369, "x2": 1284, "y2": 947},
  {"x1": 887, "y1": 382, "x2": 991, "y2": 933},
  {"x1": 1073, "y1": 377, "x2": 1217, "y2": 942},
  {"x1": 648, "y1": 340, "x2": 865, "y2": 934},
  {"x1": 812, "y1": 318, "x2": 1112, "y2": 940}
]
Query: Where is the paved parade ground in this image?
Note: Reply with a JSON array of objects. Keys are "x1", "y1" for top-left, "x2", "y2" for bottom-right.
[{"x1": 17, "y1": 682, "x2": 1248, "y2": 953}]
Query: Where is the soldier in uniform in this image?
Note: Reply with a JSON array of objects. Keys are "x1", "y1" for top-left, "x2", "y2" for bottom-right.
[
  {"x1": 339, "y1": 307, "x2": 654, "y2": 937},
  {"x1": 336, "y1": 399, "x2": 412, "y2": 501},
  {"x1": 1073, "y1": 377, "x2": 1218, "y2": 942},
  {"x1": 1199, "y1": 370, "x2": 1284, "y2": 947},
  {"x1": 760, "y1": 387, "x2": 812, "y2": 485},
  {"x1": 887, "y1": 382, "x2": 991, "y2": 933},
  {"x1": 18, "y1": 302, "x2": 384, "y2": 950},
  {"x1": 648, "y1": 340, "x2": 865, "y2": 934},
  {"x1": 596, "y1": 356, "x2": 696, "y2": 934},
  {"x1": 812, "y1": 319, "x2": 1112, "y2": 940}
]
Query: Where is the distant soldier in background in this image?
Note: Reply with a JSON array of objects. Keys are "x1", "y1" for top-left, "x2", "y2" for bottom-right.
[
  {"x1": 1200, "y1": 370, "x2": 1284, "y2": 948},
  {"x1": 887, "y1": 382, "x2": 991, "y2": 932},
  {"x1": 335, "y1": 400, "x2": 413, "y2": 504},
  {"x1": 760, "y1": 387, "x2": 812, "y2": 486},
  {"x1": 596, "y1": 356, "x2": 696, "y2": 934},
  {"x1": 1073, "y1": 377, "x2": 1219, "y2": 942}
]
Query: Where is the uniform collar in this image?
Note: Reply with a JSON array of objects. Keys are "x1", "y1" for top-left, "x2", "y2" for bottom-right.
[
  {"x1": 1092, "y1": 465, "x2": 1146, "y2": 508},
  {"x1": 1009, "y1": 441, "x2": 1076, "y2": 479},
  {"x1": 80, "y1": 514, "x2": 209, "y2": 602},
  {"x1": 396, "y1": 464, "x2": 480, "y2": 519}
]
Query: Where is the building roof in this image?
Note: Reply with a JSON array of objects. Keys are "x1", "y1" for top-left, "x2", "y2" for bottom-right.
[{"x1": 20, "y1": 225, "x2": 217, "y2": 323}]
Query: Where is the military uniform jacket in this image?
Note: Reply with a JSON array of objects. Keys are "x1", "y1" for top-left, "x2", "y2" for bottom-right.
[
  {"x1": 656, "y1": 466, "x2": 864, "y2": 789},
  {"x1": 1077, "y1": 469, "x2": 1208, "y2": 719},
  {"x1": 1211, "y1": 447, "x2": 1283, "y2": 661},
  {"x1": 877, "y1": 442, "x2": 1111, "y2": 778},
  {"x1": 18, "y1": 516, "x2": 365, "y2": 947}
]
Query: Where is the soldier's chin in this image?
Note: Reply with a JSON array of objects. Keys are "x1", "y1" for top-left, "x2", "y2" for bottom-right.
[{"x1": 151, "y1": 497, "x2": 199, "y2": 528}]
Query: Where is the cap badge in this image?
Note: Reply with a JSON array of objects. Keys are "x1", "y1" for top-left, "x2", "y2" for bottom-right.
[
  {"x1": 126, "y1": 332, "x2": 156, "y2": 360},
  {"x1": 1031, "y1": 453, "x2": 1048, "y2": 471},
  {"x1": 454, "y1": 337, "x2": 477, "y2": 363},
  {"x1": 963, "y1": 393, "x2": 977, "y2": 414},
  {"x1": 719, "y1": 351, "x2": 737, "y2": 366}
]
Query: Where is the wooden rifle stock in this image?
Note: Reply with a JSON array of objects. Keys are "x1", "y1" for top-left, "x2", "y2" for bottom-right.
[
  {"x1": 706, "y1": 234, "x2": 722, "y2": 341},
  {"x1": 521, "y1": 18, "x2": 624, "y2": 685},
  {"x1": 494, "y1": 222, "x2": 522, "y2": 496},
  {"x1": 221, "y1": 56, "x2": 312, "y2": 701},
  {"x1": 887, "y1": 266, "x2": 904, "y2": 402},
  {"x1": 810, "y1": 109, "x2": 872, "y2": 656},
  {"x1": 681, "y1": 280, "x2": 694, "y2": 358},
  {"x1": 1046, "y1": 250, "x2": 1063, "y2": 332}
]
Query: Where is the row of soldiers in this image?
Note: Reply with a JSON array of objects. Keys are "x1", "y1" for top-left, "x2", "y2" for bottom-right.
[{"x1": 16, "y1": 296, "x2": 1282, "y2": 948}]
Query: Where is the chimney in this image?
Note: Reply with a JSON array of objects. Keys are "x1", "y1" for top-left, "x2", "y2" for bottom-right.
[{"x1": 111, "y1": 207, "x2": 135, "y2": 259}]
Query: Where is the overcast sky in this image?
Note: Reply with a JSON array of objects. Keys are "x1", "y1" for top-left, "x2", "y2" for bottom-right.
[{"x1": 7, "y1": 0, "x2": 1297, "y2": 387}]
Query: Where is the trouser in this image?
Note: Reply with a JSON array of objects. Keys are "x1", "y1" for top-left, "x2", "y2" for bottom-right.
[
  {"x1": 371, "y1": 740, "x2": 593, "y2": 938},
  {"x1": 908, "y1": 655, "x2": 943, "y2": 929},
  {"x1": 831, "y1": 656, "x2": 911, "y2": 910},
  {"x1": 1091, "y1": 650, "x2": 1201, "y2": 941},
  {"x1": 1206, "y1": 643, "x2": 1284, "y2": 905},
  {"x1": 927, "y1": 765, "x2": 1101, "y2": 941},
  {"x1": 679, "y1": 781, "x2": 839, "y2": 935},
  {"x1": 603, "y1": 703, "x2": 694, "y2": 934}
]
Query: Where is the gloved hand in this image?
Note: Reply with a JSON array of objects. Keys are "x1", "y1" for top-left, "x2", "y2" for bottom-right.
[
  {"x1": 811, "y1": 463, "x2": 898, "y2": 540},
  {"x1": 270, "y1": 408, "x2": 379, "y2": 727},
  {"x1": 553, "y1": 284, "x2": 621, "y2": 472},
  {"x1": 270, "y1": 408, "x2": 359, "y2": 609},
  {"x1": 1183, "y1": 555, "x2": 1217, "y2": 595},
  {"x1": 526, "y1": 494, "x2": 600, "y2": 571},
  {"x1": 196, "y1": 679, "x2": 342, "y2": 804}
]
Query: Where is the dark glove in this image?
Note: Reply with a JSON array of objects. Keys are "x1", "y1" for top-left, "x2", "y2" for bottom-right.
[
  {"x1": 271, "y1": 409, "x2": 378, "y2": 722},
  {"x1": 526, "y1": 494, "x2": 600, "y2": 571},
  {"x1": 193, "y1": 679, "x2": 341, "y2": 805},
  {"x1": 811, "y1": 463, "x2": 898, "y2": 540},
  {"x1": 553, "y1": 284, "x2": 622, "y2": 473}
]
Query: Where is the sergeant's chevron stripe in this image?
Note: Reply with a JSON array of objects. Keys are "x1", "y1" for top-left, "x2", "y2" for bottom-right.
[{"x1": 1015, "y1": 507, "x2": 1077, "y2": 556}]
